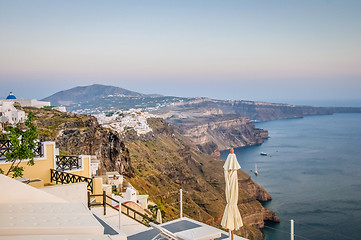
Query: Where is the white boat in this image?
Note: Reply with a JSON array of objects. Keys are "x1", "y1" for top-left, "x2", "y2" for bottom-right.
[
  {"x1": 254, "y1": 164, "x2": 258, "y2": 176},
  {"x1": 260, "y1": 152, "x2": 268, "y2": 156}
]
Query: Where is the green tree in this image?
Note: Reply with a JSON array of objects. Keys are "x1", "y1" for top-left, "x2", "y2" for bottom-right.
[{"x1": 1, "y1": 112, "x2": 38, "y2": 178}]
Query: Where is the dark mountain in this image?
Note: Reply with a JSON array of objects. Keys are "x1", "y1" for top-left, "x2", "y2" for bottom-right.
[{"x1": 42, "y1": 84, "x2": 150, "y2": 106}]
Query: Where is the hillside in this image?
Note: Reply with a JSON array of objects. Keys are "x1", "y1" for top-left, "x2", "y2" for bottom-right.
[
  {"x1": 25, "y1": 107, "x2": 279, "y2": 239},
  {"x1": 127, "y1": 118, "x2": 279, "y2": 239},
  {"x1": 42, "y1": 84, "x2": 148, "y2": 106}
]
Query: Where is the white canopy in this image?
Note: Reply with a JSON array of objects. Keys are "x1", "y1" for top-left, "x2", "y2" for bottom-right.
[{"x1": 221, "y1": 151, "x2": 243, "y2": 232}]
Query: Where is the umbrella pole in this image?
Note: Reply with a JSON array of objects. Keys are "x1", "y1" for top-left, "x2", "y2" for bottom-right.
[{"x1": 228, "y1": 229, "x2": 234, "y2": 240}]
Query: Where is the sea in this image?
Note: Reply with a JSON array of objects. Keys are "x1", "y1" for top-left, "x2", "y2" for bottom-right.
[{"x1": 220, "y1": 113, "x2": 361, "y2": 240}]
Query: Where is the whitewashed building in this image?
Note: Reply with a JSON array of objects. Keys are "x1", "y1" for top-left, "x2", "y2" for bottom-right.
[
  {"x1": 122, "y1": 187, "x2": 149, "y2": 209},
  {"x1": 15, "y1": 99, "x2": 51, "y2": 108},
  {"x1": 0, "y1": 101, "x2": 25, "y2": 125},
  {"x1": 2, "y1": 92, "x2": 51, "y2": 109}
]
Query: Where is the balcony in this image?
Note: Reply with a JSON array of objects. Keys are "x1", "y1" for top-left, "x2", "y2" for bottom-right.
[
  {"x1": 55, "y1": 155, "x2": 81, "y2": 171},
  {"x1": 0, "y1": 139, "x2": 43, "y2": 161}
]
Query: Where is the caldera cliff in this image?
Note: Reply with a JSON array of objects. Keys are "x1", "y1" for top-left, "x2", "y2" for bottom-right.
[
  {"x1": 168, "y1": 114, "x2": 268, "y2": 153},
  {"x1": 26, "y1": 107, "x2": 279, "y2": 239}
]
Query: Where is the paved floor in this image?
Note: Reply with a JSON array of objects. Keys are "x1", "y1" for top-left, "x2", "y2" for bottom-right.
[
  {"x1": 91, "y1": 206, "x2": 149, "y2": 236},
  {"x1": 93, "y1": 214, "x2": 119, "y2": 235}
]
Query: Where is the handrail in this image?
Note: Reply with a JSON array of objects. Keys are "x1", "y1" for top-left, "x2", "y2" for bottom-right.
[
  {"x1": 55, "y1": 155, "x2": 81, "y2": 171},
  {"x1": 34, "y1": 142, "x2": 43, "y2": 158},
  {"x1": 88, "y1": 191, "x2": 160, "y2": 226},
  {"x1": 0, "y1": 140, "x2": 43, "y2": 160},
  {"x1": 0, "y1": 140, "x2": 11, "y2": 159},
  {"x1": 50, "y1": 169, "x2": 93, "y2": 192}
]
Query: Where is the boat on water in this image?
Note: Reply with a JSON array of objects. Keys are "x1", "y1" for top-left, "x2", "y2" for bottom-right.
[
  {"x1": 260, "y1": 152, "x2": 268, "y2": 156},
  {"x1": 254, "y1": 164, "x2": 258, "y2": 176}
]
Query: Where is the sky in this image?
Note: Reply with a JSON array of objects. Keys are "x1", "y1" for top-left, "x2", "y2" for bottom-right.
[{"x1": 1, "y1": 0, "x2": 361, "y2": 106}]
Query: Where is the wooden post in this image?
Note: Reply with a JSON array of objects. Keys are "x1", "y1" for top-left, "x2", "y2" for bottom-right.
[
  {"x1": 103, "y1": 191, "x2": 106, "y2": 215},
  {"x1": 118, "y1": 203, "x2": 121, "y2": 230},
  {"x1": 87, "y1": 191, "x2": 90, "y2": 209},
  {"x1": 291, "y1": 219, "x2": 294, "y2": 240}
]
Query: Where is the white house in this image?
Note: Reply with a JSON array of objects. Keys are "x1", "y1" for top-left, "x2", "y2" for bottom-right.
[
  {"x1": 0, "y1": 101, "x2": 25, "y2": 125},
  {"x1": 123, "y1": 187, "x2": 149, "y2": 209},
  {"x1": 107, "y1": 172, "x2": 123, "y2": 189}
]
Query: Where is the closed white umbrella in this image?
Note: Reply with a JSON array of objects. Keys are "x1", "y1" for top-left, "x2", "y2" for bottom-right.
[
  {"x1": 156, "y1": 208, "x2": 162, "y2": 224},
  {"x1": 221, "y1": 148, "x2": 243, "y2": 240}
]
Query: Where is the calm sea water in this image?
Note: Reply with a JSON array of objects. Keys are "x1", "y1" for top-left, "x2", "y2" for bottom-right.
[{"x1": 221, "y1": 113, "x2": 361, "y2": 240}]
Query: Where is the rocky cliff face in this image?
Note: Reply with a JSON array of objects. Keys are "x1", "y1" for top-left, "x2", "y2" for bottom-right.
[
  {"x1": 25, "y1": 107, "x2": 134, "y2": 177},
  {"x1": 56, "y1": 121, "x2": 134, "y2": 177},
  {"x1": 169, "y1": 114, "x2": 268, "y2": 152}
]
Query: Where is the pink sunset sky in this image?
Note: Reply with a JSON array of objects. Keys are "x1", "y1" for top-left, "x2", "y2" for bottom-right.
[{"x1": 1, "y1": 0, "x2": 360, "y2": 106}]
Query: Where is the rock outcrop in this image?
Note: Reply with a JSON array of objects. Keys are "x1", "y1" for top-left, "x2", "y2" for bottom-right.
[
  {"x1": 56, "y1": 124, "x2": 134, "y2": 177},
  {"x1": 26, "y1": 107, "x2": 134, "y2": 177},
  {"x1": 169, "y1": 114, "x2": 268, "y2": 151},
  {"x1": 239, "y1": 175, "x2": 272, "y2": 202}
]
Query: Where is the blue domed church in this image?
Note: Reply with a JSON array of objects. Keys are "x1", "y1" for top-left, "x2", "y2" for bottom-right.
[{"x1": 6, "y1": 92, "x2": 17, "y2": 100}]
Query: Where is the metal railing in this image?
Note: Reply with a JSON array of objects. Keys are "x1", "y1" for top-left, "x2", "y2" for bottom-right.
[
  {"x1": 0, "y1": 140, "x2": 43, "y2": 160},
  {"x1": 50, "y1": 169, "x2": 93, "y2": 192},
  {"x1": 55, "y1": 155, "x2": 81, "y2": 171},
  {"x1": 88, "y1": 191, "x2": 160, "y2": 226},
  {"x1": 0, "y1": 140, "x2": 11, "y2": 160},
  {"x1": 34, "y1": 142, "x2": 43, "y2": 158}
]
